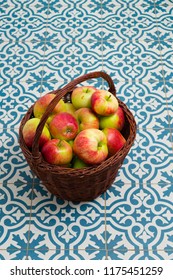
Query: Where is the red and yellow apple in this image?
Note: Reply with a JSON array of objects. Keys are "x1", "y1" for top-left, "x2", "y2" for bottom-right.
[
  {"x1": 33, "y1": 93, "x2": 66, "y2": 124},
  {"x1": 103, "y1": 128, "x2": 126, "y2": 156},
  {"x1": 22, "y1": 118, "x2": 51, "y2": 149},
  {"x1": 73, "y1": 128, "x2": 108, "y2": 165},
  {"x1": 99, "y1": 106, "x2": 125, "y2": 131},
  {"x1": 75, "y1": 108, "x2": 99, "y2": 131},
  {"x1": 41, "y1": 139, "x2": 73, "y2": 165},
  {"x1": 49, "y1": 112, "x2": 78, "y2": 141},
  {"x1": 71, "y1": 86, "x2": 96, "y2": 109},
  {"x1": 91, "y1": 89, "x2": 119, "y2": 116}
]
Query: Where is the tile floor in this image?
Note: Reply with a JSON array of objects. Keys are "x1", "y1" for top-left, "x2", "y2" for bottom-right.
[{"x1": 0, "y1": 0, "x2": 173, "y2": 260}]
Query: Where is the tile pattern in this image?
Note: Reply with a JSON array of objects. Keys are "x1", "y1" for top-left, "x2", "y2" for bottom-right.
[{"x1": 0, "y1": 0, "x2": 173, "y2": 260}]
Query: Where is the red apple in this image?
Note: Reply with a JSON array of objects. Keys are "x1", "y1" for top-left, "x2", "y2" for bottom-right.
[
  {"x1": 33, "y1": 93, "x2": 66, "y2": 124},
  {"x1": 91, "y1": 89, "x2": 119, "y2": 116},
  {"x1": 41, "y1": 139, "x2": 73, "y2": 165},
  {"x1": 71, "y1": 86, "x2": 96, "y2": 109},
  {"x1": 99, "y1": 106, "x2": 125, "y2": 131},
  {"x1": 49, "y1": 112, "x2": 79, "y2": 141},
  {"x1": 73, "y1": 128, "x2": 108, "y2": 165},
  {"x1": 22, "y1": 118, "x2": 51, "y2": 149},
  {"x1": 75, "y1": 108, "x2": 99, "y2": 131},
  {"x1": 103, "y1": 128, "x2": 126, "y2": 156}
]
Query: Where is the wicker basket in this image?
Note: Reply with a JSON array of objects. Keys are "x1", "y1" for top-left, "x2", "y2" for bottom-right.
[{"x1": 19, "y1": 71, "x2": 136, "y2": 201}]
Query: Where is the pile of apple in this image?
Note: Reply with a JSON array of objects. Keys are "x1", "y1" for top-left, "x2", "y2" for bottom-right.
[{"x1": 22, "y1": 86, "x2": 126, "y2": 168}]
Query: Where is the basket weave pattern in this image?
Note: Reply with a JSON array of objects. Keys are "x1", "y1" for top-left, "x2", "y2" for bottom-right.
[{"x1": 19, "y1": 72, "x2": 136, "y2": 201}]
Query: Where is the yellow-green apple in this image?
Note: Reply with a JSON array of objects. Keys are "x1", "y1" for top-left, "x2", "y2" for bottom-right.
[
  {"x1": 73, "y1": 128, "x2": 108, "y2": 165},
  {"x1": 22, "y1": 118, "x2": 51, "y2": 149},
  {"x1": 72, "y1": 156, "x2": 89, "y2": 168},
  {"x1": 41, "y1": 139, "x2": 73, "y2": 165},
  {"x1": 71, "y1": 86, "x2": 96, "y2": 109},
  {"x1": 67, "y1": 140, "x2": 74, "y2": 148},
  {"x1": 103, "y1": 128, "x2": 126, "y2": 156},
  {"x1": 63, "y1": 102, "x2": 76, "y2": 117},
  {"x1": 75, "y1": 108, "x2": 99, "y2": 131},
  {"x1": 99, "y1": 106, "x2": 125, "y2": 131},
  {"x1": 91, "y1": 89, "x2": 119, "y2": 116},
  {"x1": 57, "y1": 101, "x2": 76, "y2": 117},
  {"x1": 49, "y1": 112, "x2": 78, "y2": 141},
  {"x1": 33, "y1": 93, "x2": 66, "y2": 124}
]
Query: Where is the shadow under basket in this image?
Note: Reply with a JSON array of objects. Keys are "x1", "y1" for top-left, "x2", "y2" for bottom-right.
[{"x1": 18, "y1": 71, "x2": 137, "y2": 202}]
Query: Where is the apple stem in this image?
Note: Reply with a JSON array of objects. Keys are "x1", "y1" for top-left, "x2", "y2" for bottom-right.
[
  {"x1": 106, "y1": 94, "x2": 112, "y2": 101},
  {"x1": 57, "y1": 140, "x2": 62, "y2": 147}
]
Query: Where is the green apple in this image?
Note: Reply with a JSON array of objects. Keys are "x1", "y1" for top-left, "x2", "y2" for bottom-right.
[
  {"x1": 99, "y1": 106, "x2": 125, "y2": 131},
  {"x1": 72, "y1": 157, "x2": 89, "y2": 168},
  {"x1": 71, "y1": 86, "x2": 96, "y2": 109}
]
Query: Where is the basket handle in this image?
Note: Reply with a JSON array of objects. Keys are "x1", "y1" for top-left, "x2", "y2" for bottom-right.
[{"x1": 32, "y1": 71, "x2": 116, "y2": 158}]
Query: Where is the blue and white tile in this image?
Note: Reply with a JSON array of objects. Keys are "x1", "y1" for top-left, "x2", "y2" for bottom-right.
[
  {"x1": 30, "y1": 185, "x2": 106, "y2": 251},
  {"x1": 44, "y1": 41, "x2": 103, "y2": 81},
  {"x1": 114, "y1": 129, "x2": 173, "y2": 186},
  {"x1": 103, "y1": 39, "x2": 162, "y2": 81},
  {"x1": 102, "y1": 0, "x2": 157, "y2": 40},
  {"x1": 47, "y1": 1, "x2": 102, "y2": 41},
  {"x1": 0, "y1": 129, "x2": 32, "y2": 184},
  {"x1": 0, "y1": 0, "x2": 49, "y2": 41},
  {"x1": 106, "y1": 182, "x2": 173, "y2": 255},
  {"x1": 28, "y1": 249, "x2": 107, "y2": 260},
  {"x1": 0, "y1": 41, "x2": 44, "y2": 82},
  {"x1": 114, "y1": 80, "x2": 169, "y2": 129},
  {"x1": 0, "y1": 182, "x2": 31, "y2": 251},
  {"x1": 168, "y1": 94, "x2": 173, "y2": 129},
  {"x1": 0, "y1": 82, "x2": 38, "y2": 129}
]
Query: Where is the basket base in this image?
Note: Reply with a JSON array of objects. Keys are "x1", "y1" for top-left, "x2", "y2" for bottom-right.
[{"x1": 40, "y1": 171, "x2": 118, "y2": 202}]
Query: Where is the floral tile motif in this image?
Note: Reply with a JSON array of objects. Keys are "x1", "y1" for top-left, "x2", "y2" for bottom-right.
[
  {"x1": 102, "y1": 2, "x2": 157, "y2": 40},
  {"x1": 0, "y1": 82, "x2": 38, "y2": 129},
  {"x1": 114, "y1": 81, "x2": 169, "y2": 129},
  {"x1": 0, "y1": 129, "x2": 32, "y2": 183},
  {"x1": 0, "y1": 183, "x2": 31, "y2": 250},
  {"x1": 0, "y1": 41, "x2": 44, "y2": 82},
  {"x1": 0, "y1": 0, "x2": 49, "y2": 41},
  {"x1": 106, "y1": 182, "x2": 173, "y2": 252},
  {"x1": 0, "y1": 0, "x2": 173, "y2": 260},
  {"x1": 108, "y1": 249, "x2": 173, "y2": 260},
  {"x1": 103, "y1": 40, "x2": 162, "y2": 81},
  {"x1": 116, "y1": 129, "x2": 173, "y2": 185},
  {"x1": 44, "y1": 41, "x2": 103, "y2": 81},
  {"x1": 47, "y1": 1, "x2": 102, "y2": 41},
  {"x1": 30, "y1": 188, "x2": 106, "y2": 251}
]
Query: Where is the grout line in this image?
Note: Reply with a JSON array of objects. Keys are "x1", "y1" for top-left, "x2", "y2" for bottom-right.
[
  {"x1": 25, "y1": 175, "x2": 35, "y2": 260},
  {"x1": 25, "y1": 2, "x2": 51, "y2": 259},
  {"x1": 153, "y1": 0, "x2": 173, "y2": 148},
  {"x1": 1, "y1": 248, "x2": 173, "y2": 253}
]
